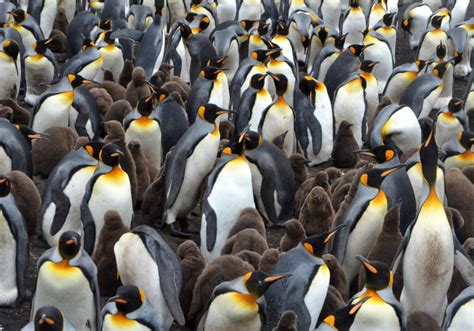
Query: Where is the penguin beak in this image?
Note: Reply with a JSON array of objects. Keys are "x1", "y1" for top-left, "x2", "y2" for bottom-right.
[
  {"x1": 238, "y1": 125, "x2": 250, "y2": 142},
  {"x1": 39, "y1": 315, "x2": 55, "y2": 325},
  {"x1": 355, "y1": 255, "x2": 378, "y2": 273},
  {"x1": 144, "y1": 81, "x2": 157, "y2": 92},
  {"x1": 28, "y1": 132, "x2": 49, "y2": 140},
  {"x1": 265, "y1": 48, "x2": 281, "y2": 56},
  {"x1": 264, "y1": 273, "x2": 292, "y2": 284},
  {"x1": 110, "y1": 150, "x2": 124, "y2": 157},
  {"x1": 354, "y1": 150, "x2": 375, "y2": 157},
  {"x1": 362, "y1": 43, "x2": 374, "y2": 51},
  {"x1": 381, "y1": 164, "x2": 405, "y2": 177},
  {"x1": 216, "y1": 108, "x2": 235, "y2": 116},
  {"x1": 108, "y1": 295, "x2": 128, "y2": 304},
  {"x1": 324, "y1": 224, "x2": 347, "y2": 243},
  {"x1": 350, "y1": 296, "x2": 371, "y2": 314}
]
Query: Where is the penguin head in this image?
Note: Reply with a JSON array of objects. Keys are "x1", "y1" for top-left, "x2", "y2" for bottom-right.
[
  {"x1": 99, "y1": 18, "x2": 111, "y2": 30},
  {"x1": 360, "y1": 166, "x2": 403, "y2": 188},
  {"x1": 81, "y1": 38, "x2": 96, "y2": 49},
  {"x1": 323, "y1": 296, "x2": 371, "y2": 330},
  {"x1": 9, "y1": 9, "x2": 26, "y2": 23},
  {"x1": 302, "y1": 224, "x2": 346, "y2": 257},
  {"x1": 2, "y1": 40, "x2": 19, "y2": 61},
  {"x1": 348, "y1": 44, "x2": 371, "y2": 57},
  {"x1": 419, "y1": 128, "x2": 439, "y2": 186},
  {"x1": 109, "y1": 285, "x2": 145, "y2": 314},
  {"x1": 415, "y1": 59, "x2": 430, "y2": 72},
  {"x1": 270, "y1": 73, "x2": 288, "y2": 97},
  {"x1": 383, "y1": 13, "x2": 396, "y2": 26},
  {"x1": 276, "y1": 20, "x2": 289, "y2": 35},
  {"x1": 299, "y1": 76, "x2": 317, "y2": 103},
  {"x1": 243, "y1": 271, "x2": 290, "y2": 297},
  {"x1": 356, "y1": 146, "x2": 397, "y2": 164},
  {"x1": 356, "y1": 256, "x2": 393, "y2": 290},
  {"x1": 266, "y1": 46, "x2": 282, "y2": 60},
  {"x1": 432, "y1": 61, "x2": 449, "y2": 78},
  {"x1": 137, "y1": 95, "x2": 154, "y2": 116},
  {"x1": 103, "y1": 30, "x2": 115, "y2": 45},
  {"x1": 436, "y1": 42, "x2": 447, "y2": 60},
  {"x1": 359, "y1": 60, "x2": 378, "y2": 73},
  {"x1": 448, "y1": 98, "x2": 463, "y2": 114},
  {"x1": 317, "y1": 26, "x2": 329, "y2": 44},
  {"x1": 257, "y1": 20, "x2": 269, "y2": 35},
  {"x1": 198, "y1": 103, "x2": 232, "y2": 123},
  {"x1": 431, "y1": 15, "x2": 444, "y2": 29},
  {"x1": 241, "y1": 20, "x2": 255, "y2": 32},
  {"x1": 349, "y1": 0, "x2": 360, "y2": 8},
  {"x1": 249, "y1": 73, "x2": 267, "y2": 90},
  {"x1": 0, "y1": 175, "x2": 11, "y2": 197},
  {"x1": 457, "y1": 131, "x2": 474, "y2": 150},
  {"x1": 58, "y1": 231, "x2": 81, "y2": 260},
  {"x1": 244, "y1": 131, "x2": 263, "y2": 150},
  {"x1": 207, "y1": 57, "x2": 226, "y2": 68},
  {"x1": 68, "y1": 74, "x2": 90, "y2": 88},
  {"x1": 34, "y1": 306, "x2": 64, "y2": 331},
  {"x1": 198, "y1": 15, "x2": 210, "y2": 32},
  {"x1": 34, "y1": 38, "x2": 54, "y2": 55},
  {"x1": 200, "y1": 66, "x2": 223, "y2": 80},
  {"x1": 334, "y1": 33, "x2": 348, "y2": 50},
  {"x1": 178, "y1": 22, "x2": 193, "y2": 39},
  {"x1": 84, "y1": 142, "x2": 104, "y2": 160},
  {"x1": 252, "y1": 49, "x2": 269, "y2": 62},
  {"x1": 401, "y1": 17, "x2": 412, "y2": 34},
  {"x1": 100, "y1": 143, "x2": 124, "y2": 166},
  {"x1": 154, "y1": 88, "x2": 170, "y2": 103}
]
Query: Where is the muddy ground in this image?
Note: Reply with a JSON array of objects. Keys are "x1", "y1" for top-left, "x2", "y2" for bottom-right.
[{"x1": 0, "y1": 2, "x2": 473, "y2": 330}]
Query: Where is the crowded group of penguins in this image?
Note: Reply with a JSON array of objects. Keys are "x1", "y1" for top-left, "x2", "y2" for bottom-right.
[{"x1": 0, "y1": 0, "x2": 474, "y2": 328}]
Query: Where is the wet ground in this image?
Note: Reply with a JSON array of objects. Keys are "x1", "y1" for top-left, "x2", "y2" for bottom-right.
[{"x1": 0, "y1": 2, "x2": 473, "y2": 330}]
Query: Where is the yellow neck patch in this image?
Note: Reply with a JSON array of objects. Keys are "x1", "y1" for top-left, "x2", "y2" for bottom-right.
[{"x1": 229, "y1": 292, "x2": 258, "y2": 309}]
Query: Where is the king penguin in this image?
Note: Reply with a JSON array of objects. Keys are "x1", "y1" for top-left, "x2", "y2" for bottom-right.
[
  {"x1": 401, "y1": 2, "x2": 433, "y2": 49},
  {"x1": 98, "y1": 31, "x2": 124, "y2": 82},
  {"x1": 114, "y1": 225, "x2": 185, "y2": 329},
  {"x1": 81, "y1": 143, "x2": 133, "y2": 255},
  {"x1": 383, "y1": 60, "x2": 429, "y2": 104},
  {"x1": 316, "y1": 296, "x2": 370, "y2": 330},
  {"x1": 0, "y1": 118, "x2": 34, "y2": 177},
  {"x1": 9, "y1": 8, "x2": 44, "y2": 51},
  {"x1": 435, "y1": 98, "x2": 469, "y2": 147},
  {"x1": 31, "y1": 231, "x2": 100, "y2": 331},
  {"x1": 363, "y1": 31, "x2": 393, "y2": 93},
  {"x1": 163, "y1": 104, "x2": 231, "y2": 236},
  {"x1": 341, "y1": 0, "x2": 367, "y2": 46},
  {"x1": 61, "y1": 39, "x2": 103, "y2": 81},
  {"x1": 101, "y1": 285, "x2": 165, "y2": 330},
  {"x1": 359, "y1": 60, "x2": 379, "y2": 127},
  {"x1": 443, "y1": 286, "x2": 474, "y2": 330},
  {"x1": 441, "y1": 131, "x2": 474, "y2": 170},
  {"x1": 0, "y1": 175, "x2": 28, "y2": 307},
  {"x1": 417, "y1": 15, "x2": 448, "y2": 61},
  {"x1": 264, "y1": 227, "x2": 344, "y2": 331},
  {"x1": 27, "y1": 0, "x2": 57, "y2": 38},
  {"x1": 0, "y1": 39, "x2": 20, "y2": 100},
  {"x1": 22, "y1": 306, "x2": 75, "y2": 330}
]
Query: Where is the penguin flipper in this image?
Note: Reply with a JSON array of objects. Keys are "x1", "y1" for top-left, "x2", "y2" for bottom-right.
[
  {"x1": 391, "y1": 222, "x2": 414, "y2": 274},
  {"x1": 130, "y1": 300, "x2": 165, "y2": 331},
  {"x1": 453, "y1": 232, "x2": 474, "y2": 286},
  {"x1": 204, "y1": 200, "x2": 218, "y2": 251},
  {"x1": 72, "y1": 105, "x2": 90, "y2": 138},
  {"x1": 443, "y1": 286, "x2": 474, "y2": 330},
  {"x1": 49, "y1": 180, "x2": 72, "y2": 236},
  {"x1": 303, "y1": 109, "x2": 322, "y2": 155},
  {"x1": 110, "y1": 28, "x2": 144, "y2": 41}
]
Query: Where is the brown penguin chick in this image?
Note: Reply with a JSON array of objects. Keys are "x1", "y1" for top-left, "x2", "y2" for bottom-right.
[
  {"x1": 159, "y1": 63, "x2": 174, "y2": 77},
  {"x1": 0, "y1": 99, "x2": 30, "y2": 125},
  {"x1": 125, "y1": 67, "x2": 152, "y2": 107},
  {"x1": 142, "y1": 152, "x2": 169, "y2": 224},
  {"x1": 331, "y1": 183, "x2": 351, "y2": 212},
  {"x1": 0, "y1": 106, "x2": 13, "y2": 121},
  {"x1": 446, "y1": 207, "x2": 464, "y2": 231},
  {"x1": 331, "y1": 121, "x2": 359, "y2": 168},
  {"x1": 272, "y1": 131, "x2": 288, "y2": 151},
  {"x1": 188, "y1": 255, "x2": 254, "y2": 324},
  {"x1": 235, "y1": 250, "x2": 262, "y2": 270},
  {"x1": 407, "y1": 312, "x2": 441, "y2": 331},
  {"x1": 325, "y1": 167, "x2": 342, "y2": 185},
  {"x1": 104, "y1": 120, "x2": 138, "y2": 204},
  {"x1": 227, "y1": 207, "x2": 266, "y2": 238},
  {"x1": 280, "y1": 219, "x2": 306, "y2": 252},
  {"x1": 331, "y1": 169, "x2": 358, "y2": 194},
  {"x1": 177, "y1": 240, "x2": 206, "y2": 317},
  {"x1": 272, "y1": 310, "x2": 298, "y2": 331},
  {"x1": 317, "y1": 285, "x2": 346, "y2": 327},
  {"x1": 32, "y1": 127, "x2": 77, "y2": 178},
  {"x1": 462, "y1": 166, "x2": 474, "y2": 184},
  {"x1": 52, "y1": 7, "x2": 68, "y2": 32},
  {"x1": 298, "y1": 187, "x2": 334, "y2": 237},
  {"x1": 119, "y1": 60, "x2": 134, "y2": 87},
  {"x1": 74, "y1": 136, "x2": 89, "y2": 150},
  {"x1": 105, "y1": 100, "x2": 133, "y2": 123},
  {"x1": 219, "y1": 120, "x2": 234, "y2": 140},
  {"x1": 8, "y1": 170, "x2": 41, "y2": 235},
  {"x1": 258, "y1": 248, "x2": 281, "y2": 274},
  {"x1": 446, "y1": 168, "x2": 474, "y2": 242},
  {"x1": 447, "y1": 237, "x2": 474, "y2": 302},
  {"x1": 92, "y1": 210, "x2": 129, "y2": 297},
  {"x1": 294, "y1": 172, "x2": 331, "y2": 217},
  {"x1": 89, "y1": 87, "x2": 113, "y2": 118},
  {"x1": 288, "y1": 153, "x2": 309, "y2": 190},
  {"x1": 101, "y1": 79, "x2": 126, "y2": 101},
  {"x1": 48, "y1": 30, "x2": 67, "y2": 53},
  {"x1": 161, "y1": 81, "x2": 190, "y2": 103},
  {"x1": 128, "y1": 140, "x2": 150, "y2": 206},
  {"x1": 220, "y1": 228, "x2": 269, "y2": 256},
  {"x1": 323, "y1": 254, "x2": 349, "y2": 300},
  {"x1": 170, "y1": 91, "x2": 185, "y2": 108}
]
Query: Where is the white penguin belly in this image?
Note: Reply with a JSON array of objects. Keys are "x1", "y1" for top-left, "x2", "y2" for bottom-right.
[
  {"x1": 419, "y1": 85, "x2": 442, "y2": 118},
  {"x1": 448, "y1": 299, "x2": 474, "y2": 331},
  {"x1": 217, "y1": 0, "x2": 237, "y2": 23},
  {"x1": 166, "y1": 132, "x2": 220, "y2": 223},
  {"x1": 260, "y1": 101, "x2": 296, "y2": 157},
  {"x1": 318, "y1": 52, "x2": 339, "y2": 81},
  {"x1": 0, "y1": 210, "x2": 18, "y2": 305},
  {"x1": 241, "y1": 65, "x2": 268, "y2": 97},
  {"x1": 125, "y1": 120, "x2": 162, "y2": 171},
  {"x1": 103, "y1": 314, "x2": 151, "y2": 331},
  {"x1": 202, "y1": 292, "x2": 261, "y2": 331},
  {"x1": 382, "y1": 106, "x2": 421, "y2": 154},
  {"x1": 114, "y1": 232, "x2": 174, "y2": 329},
  {"x1": 238, "y1": 0, "x2": 262, "y2": 21},
  {"x1": 418, "y1": 32, "x2": 448, "y2": 61},
  {"x1": 434, "y1": 115, "x2": 463, "y2": 147},
  {"x1": 223, "y1": 40, "x2": 239, "y2": 81},
  {"x1": 152, "y1": 30, "x2": 166, "y2": 74},
  {"x1": 175, "y1": 39, "x2": 191, "y2": 83},
  {"x1": 321, "y1": 0, "x2": 341, "y2": 32},
  {"x1": 384, "y1": 72, "x2": 417, "y2": 104},
  {"x1": 342, "y1": 11, "x2": 366, "y2": 46},
  {"x1": 363, "y1": 38, "x2": 392, "y2": 93},
  {"x1": 364, "y1": 77, "x2": 380, "y2": 126},
  {"x1": 351, "y1": 296, "x2": 400, "y2": 331},
  {"x1": 409, "y1": 7, "x2": 433, "y2": 48},
  {"x1": 33, "y1": 262, "x2": 96, "y2": 331},
  {"x1": 401, "y1": 200, "x2": 453, "y2": 323},
  {"x1": 25, "y1": 56, "x2": 55, "y2": 105},
  {"x1": 40, "y1": 0, "x2": 57, "y2": 38},
  {"x1": 14, "y1": 25, "x2": 36, "y2": 51},
  {"x1": 304, "y1": 264, "x2": 330, "y2": 330},
  {"x1": 0, "y1": 147, "x2": 12, "y2": 175},
  {"x1": 62, "y1": 0, "x2": 76, "y2": 23},
  {"x1": 444, "y1": 152, "x2": 474, "y2": 170},
  {"x1": 342, "y1": 195, "x2": 387, "y2": 282},
  {"x1": 78, "y1": 57, "x2": 104, "y2": 81},
  {"x1": 209, "y1": 79, "x2": 226, "y2": 109},
  {"x1": 308, "y1": 93, "x2": 333, "y2": 165},
  {"x1": 42, "y1": 166, "x2": 97, "y2": 247},
  {"x1": 0, "y1": 56, "x2": 18, "y2": 100},
  {"x1": 248, "y1": 91, "x2": 272, "y2": 131},
  {"x1": 99, "y1": 46, "x2": 124, "y2": 81},
  {"x1": 201, "y1": 158, "x2": 255, "y2": 261},
  {"x1": 88, "y1": 169, "x2": 133, "y2": 251},
  {"x1": 32, "y1": 91, "x2": 74, "y2": 133}
]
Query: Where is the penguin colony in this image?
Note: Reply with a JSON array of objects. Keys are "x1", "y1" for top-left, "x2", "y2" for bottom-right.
[{"x1": 0, "y1": 0, "x2": 473, "y2": 330}]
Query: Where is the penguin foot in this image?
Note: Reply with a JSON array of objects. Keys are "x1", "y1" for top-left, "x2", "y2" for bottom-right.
[{"x1": 170, "y1": 223, "x2": 195, "y2": 238}]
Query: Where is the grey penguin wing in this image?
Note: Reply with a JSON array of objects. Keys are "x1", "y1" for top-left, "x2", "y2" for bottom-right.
[
  {"x1": 443, "y1": 286, "x2": 474, "y2": 329},
  {"x1": 128, "y1": 299, "x2": 165, "y2": 331},
  {"x1": 391, "y1": 222, "x2": 414, "y2": 274},
  {"x1": 303, "y1": 104, "x2": 323, "y2": 155},
  {"x1": 453, "y1": 233, "x2": 474, "y2": 286}
]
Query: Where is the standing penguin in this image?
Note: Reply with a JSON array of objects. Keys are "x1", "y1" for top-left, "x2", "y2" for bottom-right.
[
  {"x1": 9, "y1": 9, "x2": 44, "y2": 51},
  {"x1": 417, "y1": 16, "x2": 448, "y2": 61},
  {"x1": 316, "y1": 297, "x2": 370, "y2": 330},
  {"x1": 24, "y1": 38, "x2": 58, "y2": 105},
  {"x1": 61, "y1": 39, "x2": 103, "y2": 81},
  {"x1": 27, "y1": 0, "x2": 57, "y2": 38},
  {"x1": 435, "y1": 98, "x2": 469, "y2": 147},
  {"x1": 0, "y1": 175, "x2": 28, "y2": 307},
  {"x1": 114, "y1": 225, "x2": 185, "y2": 329},
  {"x1": 306, "y1": 25, "x2": 337, "y2": 74},
  {"x1": 401, "y1": 2, "x2": 433, "y2": 49},
  {"x1": 271, "y1": 20, "x2": 297, "y2": 65},
  {"x1": 350, "y1": 256, "x2": 407, "y2": 331},
  {"x1": 310, "y1": 33, "x2": 347, "y2": 81},
  {"x1": 359, "y1": 60, "x2": 379, "y2": 127},
  {"x1": 101, "y1": 285, "x2": 164, "y2": 330},
  {"x1": 374, "y1": 13, "x2": 397, "y2": 60},
  {"x1": 320, "y1": 0, "x2": 341, "y2": 33},
  {"x1": 443, "y1": 286, "x2": 474, "y2": 330},
  {"x1": 0, "y1": 39, "x2": 20, "y2": 100},
  {"x1": 264, "y1": 227, "x2": 344, "y2": 331},
  {"x1": 266, "y1": 46, "x2": 297, "y2": 108},
  {"x1": 244, "y1": 131, "x2": 295, "y2": 225},
  {"x1": 341, "y1": 0, "x2": 367, "y2": 46},
  {"x1": 363, "y1": 31, "x2": 393, "y2": 93},
  {"x1": 98, "y1": 31, "x2": 123, "y2": 82},
  {"x1": 295, "y1": 76, "x2": 333, "y2": 165},
  {"x1": 367, "y1": 0, "x2": 387, "y2": 28},
  {"x1": 259, "y1": 73, "x2": 297, "y2": 157},
  {"x1": 441, "y1": 131, "x2": 474, "y2": 170},
  {"x1": 211, "y1": 29, "x2": 241, "y2": 81},
  {"x1": 124, "y1": 95, "x2": 163, "y2": 173},
  {"x1": 383, "y1": 60, "x2": 429, "y2": 104},
  {"x1": 80, "y1": 144, "x2": 133, "y2": 255},
  {"x1": 163, "y1": 104, "x2": 231, "y2": 236},
  {"x1": 0, "y1": 118, "x2": 34, "y2": 176},
  {"x1": 201, "y1": 134, "x2": 255, "y2": 261},
  {"x1": 31, "y1": 231, "x2": 100, "y2": 331},
  {"x1": 22, "y1": 306, "x2": 75, "y2": 330},
  {"x1": 331, "y1": 167, "x2": 401, "y2": 283}
]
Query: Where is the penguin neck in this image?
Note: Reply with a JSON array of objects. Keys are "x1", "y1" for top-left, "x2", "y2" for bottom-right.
[
  {"x1": 375, "y1": 157, "x2": 399, "y2": 168},
  {"x1": 421, "y1": 184, "x2": 442, "y2": 210}
]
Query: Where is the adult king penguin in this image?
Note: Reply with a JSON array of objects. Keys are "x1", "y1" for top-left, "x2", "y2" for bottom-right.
[
  {"x1": 435, "y1": 98, "x2": 469, "y2": 147},
  {"x1": 316, "y1": 297, "x2": 371, "y2": 330},
  {"x1": 441, "y1": 131, "x2": 474, "y2": 170},
  {"x1": 443, "y1": 286, "x2": 474, "y2": 331},
  {"x1": 0, "y1": 118, "x2": 34, "y2": 177},
  {"x1": 22, "y1": 306, "x2": 75, "y2": 330},
  {"x1": 0, "y1": 39, "x2": 20, "y2": 100}
]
